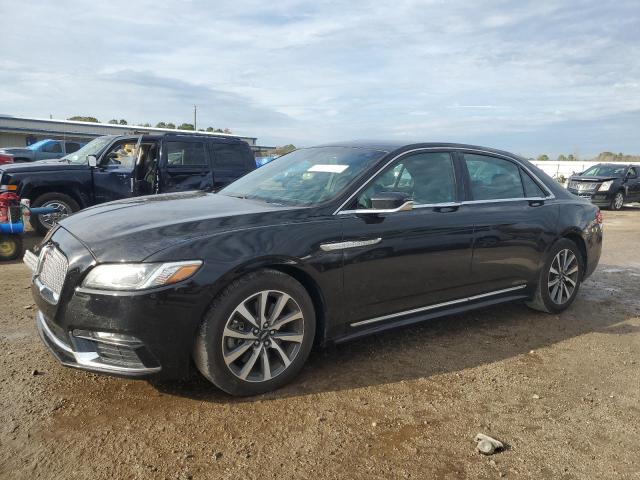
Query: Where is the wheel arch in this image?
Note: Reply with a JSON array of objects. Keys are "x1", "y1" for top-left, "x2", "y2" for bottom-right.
[
  {"x1": 560, "y1": 229, "x2": 588, "y2": 278},
  {"x1": 28, "y1": 185, "x2": 87, "y2": 208},
  {"x1": 202, "y1": 256, "x2": 329, "y2": 347}
]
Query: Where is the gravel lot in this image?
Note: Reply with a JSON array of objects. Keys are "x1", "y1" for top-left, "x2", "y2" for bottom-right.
[{"x1": 1, "y1": 209, "x2": 639, "y2": 479}]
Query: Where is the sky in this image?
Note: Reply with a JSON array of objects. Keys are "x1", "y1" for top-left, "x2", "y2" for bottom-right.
[{"x1": 0, "y1": 0, "x2": 638, "y2": 157}]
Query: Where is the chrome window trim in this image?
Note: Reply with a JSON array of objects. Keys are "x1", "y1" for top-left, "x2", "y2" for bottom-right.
[
  {"x1": 350, "y1": 284, "x2": 527, "y2": 327},
  {"x1": 333, "y1": 147, "x2": 555, "y2": 215}
]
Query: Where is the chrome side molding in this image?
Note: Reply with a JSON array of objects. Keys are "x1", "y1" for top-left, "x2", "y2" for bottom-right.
[
  {"x1": 320, "y1": 238, "x2": 382, "y2": 252},
  {"x1": 350, "y1": 284, "x2": 527, "y2": 327}
]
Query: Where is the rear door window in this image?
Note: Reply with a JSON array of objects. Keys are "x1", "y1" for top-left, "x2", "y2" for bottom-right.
[
  {"x1": 464, "y1": 154, "x2": 524, "y2": 200},
  {"x1": 166, "y1": 141, "x2": 208, "y2": 168},
  {"x1": 210, "y1": 143, "x2": 251, "y2": 188}
]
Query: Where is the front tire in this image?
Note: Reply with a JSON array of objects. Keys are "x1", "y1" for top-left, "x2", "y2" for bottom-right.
[
  {"x1": 610, "y1": 191, "x2": 624, "y2": 211},
  {"x1": 526, "y1": 238, "x2": 582, "y2": 313},
  {"x1": 29, "y1": 192, "x2": 80, "y2": 235},
  {"x1": 194, "y1": 269, "x2": 316, "y2": 396}
]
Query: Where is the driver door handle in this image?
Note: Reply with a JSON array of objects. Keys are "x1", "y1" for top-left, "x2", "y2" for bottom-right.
[{"x1": 433, "y1": 202, "x2": 461, "y2": 213}]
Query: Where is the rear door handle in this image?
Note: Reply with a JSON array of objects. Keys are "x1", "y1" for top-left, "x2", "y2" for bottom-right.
[{"x1": 528, "y1": 199, "x2": 545, "y2": 207}]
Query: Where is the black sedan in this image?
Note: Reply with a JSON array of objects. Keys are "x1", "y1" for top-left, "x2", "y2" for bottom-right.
[
  {"x1": 567, "y1": 163, "x2": 640, "y2": 210},
  {"x1": 25, "y1": 142, "x2": 603, "y2": 396}
]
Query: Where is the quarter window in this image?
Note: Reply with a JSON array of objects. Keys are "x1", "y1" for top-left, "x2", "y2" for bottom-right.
[
  {"x1": 521, "y1": 170, "x2": 546, "y2": 198},
  {"x1": 166, "y1": 141, "x2": 207, "y2": 167},
  {"x1": 357, "y1": 152, "x2": 456, "y2": 208},
  {"x1": 465, "y1": 154, "x2": 524, "y2": 200}
]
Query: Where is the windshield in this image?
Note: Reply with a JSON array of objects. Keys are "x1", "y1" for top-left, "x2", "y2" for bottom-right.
[
  {"x1": 220, "y1": 147, "x2": 387, "y2": 206},
  {"x1": 26, "y1": 139, "x2": 52, "y2": 151},
  {"x1": 580, "y1": 165, "x2": 626, "y2": 177},
  {"x1": 63, "y1": 136, "x2": 113, "y2": 164}
]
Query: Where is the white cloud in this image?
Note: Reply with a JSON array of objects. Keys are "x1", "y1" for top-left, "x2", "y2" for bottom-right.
[{"x1": 0, "y1": 0, "x2": 638, "y2": 154}]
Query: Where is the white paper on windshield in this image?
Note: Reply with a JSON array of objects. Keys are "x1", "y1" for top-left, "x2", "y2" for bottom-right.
[{"x1": 307, "y1": 164, "x2": 349, "y2": 173}]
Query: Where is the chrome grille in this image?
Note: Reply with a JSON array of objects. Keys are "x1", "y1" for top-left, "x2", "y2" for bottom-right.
[
  {"x1": 568, "y1": 181, "x2": 598, "y2": 192},
  {"x1": 38, "y1": 246, "x2": 68, "y2": 297}
]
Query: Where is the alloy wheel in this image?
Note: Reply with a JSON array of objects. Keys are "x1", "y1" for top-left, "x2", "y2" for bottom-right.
[
  {"x1": 548, "y1": 249, "x2": 579, "y2": 305},
  {"x1": 221, "y1": 290, "x2": 305, "y2": 383},
  {"x1": 39, "y1": 201, "x2": 70, "y2": 229},
  {"x1": 614, "y1": 192, "x2": 624, "y2": 210}
]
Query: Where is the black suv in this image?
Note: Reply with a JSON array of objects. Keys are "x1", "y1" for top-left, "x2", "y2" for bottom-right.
[
  {"x1": 567, "y1": 163, "x2": 640, "y2": 210},
  {"x1": 0, "y1": 133, "x2": 256, "y2": 233}
]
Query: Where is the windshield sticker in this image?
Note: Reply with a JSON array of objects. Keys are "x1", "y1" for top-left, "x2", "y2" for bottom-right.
[{"x1": 307, "y1": 164, "x2": 349, "y2": 173}]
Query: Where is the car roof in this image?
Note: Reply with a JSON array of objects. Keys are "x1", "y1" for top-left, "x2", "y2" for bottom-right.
[
  {"x1": 108, "y1": 133, "x2": 247, "y2": 143},
  {"x1": 310, "y1": 140, "x2": 523, "y2": 158}
]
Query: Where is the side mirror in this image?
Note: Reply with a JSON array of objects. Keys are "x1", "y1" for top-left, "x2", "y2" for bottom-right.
[{"x1": 87, "y1": 155, "x2": 97, "y2": 167}]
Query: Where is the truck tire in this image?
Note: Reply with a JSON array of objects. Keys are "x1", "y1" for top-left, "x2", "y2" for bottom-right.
[{"x1": 30, "y1": 192, "x2": 80, "y2": 235}]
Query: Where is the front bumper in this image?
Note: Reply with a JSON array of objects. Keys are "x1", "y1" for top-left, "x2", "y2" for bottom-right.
[
  {"x1": 36, "y1": 310, "x2": 161, "y2": 376},
  {"x1": 567, "y1": 189, "x2": 613, "y2": 206},
  {"x1": 25, "y1": 226, "x2": 212, "y2": 380}
]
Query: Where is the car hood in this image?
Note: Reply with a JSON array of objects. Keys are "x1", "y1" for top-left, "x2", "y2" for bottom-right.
[
  {"x1": 58, "y1": 191, "x2": 303, "y2": 262},
  {"x1": 570, "y1": 176, "x2": 619, "y2": 182},
  {"x1": 0, "y1": 159, "x2": 85, "y2": 173}
]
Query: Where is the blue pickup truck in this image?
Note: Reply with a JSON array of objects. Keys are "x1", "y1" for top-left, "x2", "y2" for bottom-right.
[{"x1": 0, "y1": 139, "x2": 85, "y2": 163}]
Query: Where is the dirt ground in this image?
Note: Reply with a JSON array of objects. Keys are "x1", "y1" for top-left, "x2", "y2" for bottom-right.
[{"x1": 1, "y1": 209, "x2": 639, "y2": 480}]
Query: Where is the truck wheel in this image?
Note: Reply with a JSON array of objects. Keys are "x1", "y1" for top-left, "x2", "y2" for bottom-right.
[
  {"x1": 609, "y1": 191, "x2": 624, "y2": 211},
  {"x1": 0, "y1": 235, "x2": 22, "y2": 261},
  {"x1": 30, "y1": 193, "x2": 80, "y2": 235}
]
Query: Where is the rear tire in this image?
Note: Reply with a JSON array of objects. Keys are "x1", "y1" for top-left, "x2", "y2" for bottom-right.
[
  {"x1": 29, "y1": 192, "x2": 80, "y2": 235},
  {"x1": 194, "y1": 269, "x2": 316, "y2": 396},
  {"x1": 609, "y1": 191, "x2": 624, "y2": 211},
  {"x1": 526, "y1": 238, "x2": 583, "y2": 313}
]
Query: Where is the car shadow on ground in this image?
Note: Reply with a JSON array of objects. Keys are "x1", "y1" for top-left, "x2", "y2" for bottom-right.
[{"x1": 151, "y1": 267, "x2": 639, "y2": 403}]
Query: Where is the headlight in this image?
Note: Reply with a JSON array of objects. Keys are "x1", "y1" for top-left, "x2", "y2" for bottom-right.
[
  {"x1": 82, "y1": 260, "x2": 202, "y2": 291},
  {"x1": 598, "y1": 180, "x2": 614, "y2": 192}
]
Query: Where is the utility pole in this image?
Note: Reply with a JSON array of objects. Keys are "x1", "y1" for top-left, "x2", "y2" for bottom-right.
[{"x1": 193, "y1": 104, "x2": 197, "y2": 130}]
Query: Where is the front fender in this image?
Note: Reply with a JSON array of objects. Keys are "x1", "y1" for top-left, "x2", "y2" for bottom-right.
[{"x1": 145, "y1": 219, "x2": 345, "y2": 336}]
